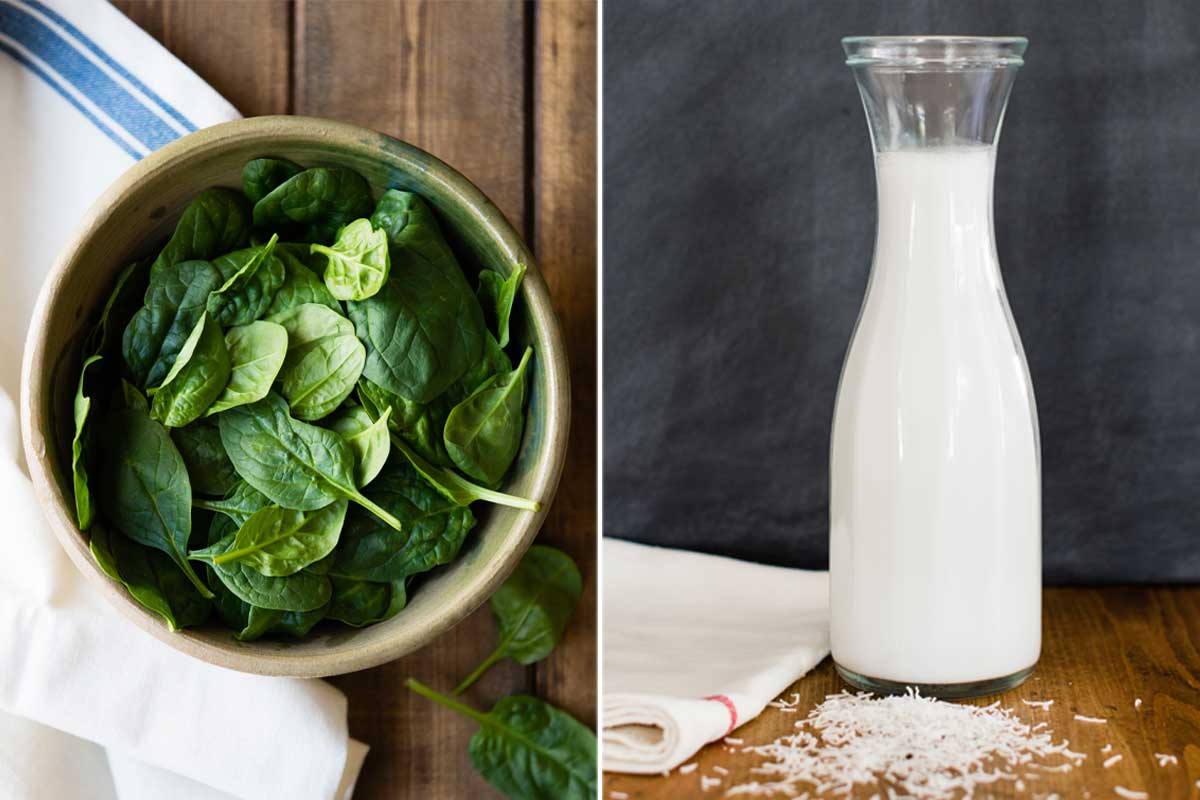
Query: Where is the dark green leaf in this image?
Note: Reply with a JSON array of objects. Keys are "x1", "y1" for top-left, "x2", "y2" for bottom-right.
[
  {"x1": 456, "y1": 545, "x2": 581, "y2": 693},
  {"x1": 172, "y1": 417, "x2": 238, "y2": 497},
  {"x1": 327, "y1": 576, "x2": 406, "y2": 627},
  {"x1": 148, "y1": 187, "x2": 251, "y2": 281},
  {"x1": 100, "y1": 407, "x2": 212, "y2": 598},
  {"x1": 206, "y1": 235, "x2": 285, "y2": 327},
  {"x1": 252, "y1": 167, "x2": 373, "y2": 243},
  {"x1": 407, "y1": 680, "x2": 597, "y2": 800},
  {"x1": 312, "y1": 218, "x2": 390, "y2": 301},
  {"x1": 218, "y1": 393, "x2": 403, "y2": 529},
  {"x1": 193, "y1": 480, "x2": 271, "y2": 526},
  {"x1": 192, "y1": 533, "x2": 331, "y2": 612},
  {"x1": 149, "y1": 312, "x2": 231, "y2": 427},
  {"x1": 86, "y1": 258, "x2": 152, "y2": 358},
  {"x1": 123, "y1": 259, "x2": 223, "y2": 389},
  {"x1": 265, "y1": 246, "x2": 341, "y2": 318},
  {"x1": 389, "y1": 433, "x2": 539, "y2": 512},
  {"x1": 90, "y1": 524, "x2": 211, "y2": 631},
  {"x1": 357, "y1": 377, "x2": 453, "y2": 466},
  {"x1": 72, "y1": 355, "x2": 101, "y2": 530},
  {"x1": 476, "y1": 263, "x2": 525, "y2": 348},
  {"x1": 242, "y1": 157, "x2": 303, "y2": 205},
  {"x1": 444, "y1": 347, "x2": 532, "y2": 486}
]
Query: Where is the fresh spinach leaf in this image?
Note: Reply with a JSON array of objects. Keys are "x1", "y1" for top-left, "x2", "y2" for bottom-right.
[
  {"x1": 332, "y1": 462, "x2": 475, "y2": 582},
  {"x1": 476, "y1": 263, "x2": 525, "y2": 348},
  {"x1": 149, "y1": 187, "x2": 251, "y2": 280},
  {"x1": 242, "y1": 157, "x2": 303, "y2": 205},
  {"x1": 327, "y1": 576, "x2": 406, "y2": 627},
  {"x1": 193, "y1": 480, "x2": 271, "y2": 526},
  {"x1": 389, "y1": 433, "x2": 539, "y2": 511},
  {"x1": 349, "y1": 192, "x2": 485, "y2": 403},
  {"x1": 72, "y1": 355, "x2": 101, "y2": 530},
  {"x1": 86, "y1": 258, "x2": 152, "y2": 358},
  {"x1": 252, "y1": 167, "x2": 373, "y2": 243},
  {"x1": 453, "y1": 333, "x2": 514, "y2": 402},
  {"x1": 123, "y1": 259, "x2": 223, "y2": 389},
  {"x1": 407, "y1": 680, "x2": 597, "y2": 800},
  {"x1": 328, "y1": 405, "x2": 391, "y2": 486},
  {"x1": 444, "y1": 347, "x2": 532, "y2": 486},
  {"x1": 206, "y1": 235, "x2": 285, "y2": 327},
  {"x1": 192, "y1": 533, "x2": 332, "y2": 612},
  {"x1": 205, "y1": 320, "x2": 288, "y2": 415},
  {"x1": 357, "y1": 377, "x2": 453, "y2": 466},
  {"x1": 265, "y1": 246, "x2": 341, "y2": 318},
  {"x1": 273, "y1": 303, "x2": 365, "y2": 420},
  {"x1": 120, "y1": 379, "x2": 149, "y2": 411},
  {"x1": 90, "y1": 524, "x2": 211, "y2": 631},
  {"x1": 149, "y1": 312, "x2": 231, "y2": 428},
  {"x1": 238, "y1": 603, "x2": 328, "y2": 642},
  {"x1": 172, "y1": 417, "x2": 238, "y2": 497},
  {"x1": 218, "y1": 393, "x2": 403, "y2": 529},
  {"x1": 100, "y1": 407, "x2": 212, "y2": 598},
  {"x1": 311, "y1": 218, "x2": 390, "y2": 301},
  {"x1": 455, "y1": 545, "x2": 582, "y2": 693},
  {"x1": 207, "y1": 500, "x2": 347, "y2": 577}
]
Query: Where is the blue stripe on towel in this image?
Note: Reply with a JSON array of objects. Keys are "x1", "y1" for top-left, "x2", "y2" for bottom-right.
[
  {"x1": 21, "y1": 0, "x2": 197, "y2": 133},
  {"x1": 0, "y1": 38, "x2": 142, "y2": 159},
  {"x1": 0, "y1": 1, "x2": 180, "y2": 151}
]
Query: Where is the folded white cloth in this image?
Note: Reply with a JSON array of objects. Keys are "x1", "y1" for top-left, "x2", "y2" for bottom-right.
[
  {"x1": 602, "y1": 538, "x2": 830, "y2": 774},
  {"x1": 0, "y1": 1, "x2": 364, "y2": 797}
]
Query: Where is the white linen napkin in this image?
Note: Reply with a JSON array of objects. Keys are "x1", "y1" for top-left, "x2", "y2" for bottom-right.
[
  {"x1": 602, "y1": 538, "x2": 830, "y2": 774},
  {"x1": 0, "y1": 1, "x2": 365, "y2": 797}
]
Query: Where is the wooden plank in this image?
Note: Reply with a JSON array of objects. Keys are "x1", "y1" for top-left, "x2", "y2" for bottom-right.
[
  {"x1": 604, "y1": 587, "x2": 1200, "y2": 799},
  {"x1": 294, "y1": 0, "x2": 528, "y2": 230},
  {"x1": 112, "y1": 0, "x2": 291, "y2": 116},
  {"x1": 293, "y1": 2, "x2": 533, "y2": 797},
  {"x1": 531, "y1": 0, "x2": 598, "y2": 728}
]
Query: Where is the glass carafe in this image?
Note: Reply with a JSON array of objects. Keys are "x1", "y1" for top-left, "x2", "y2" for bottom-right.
[{"x1": 830, "y1": 36, "x2": 1040, "y2": 698}]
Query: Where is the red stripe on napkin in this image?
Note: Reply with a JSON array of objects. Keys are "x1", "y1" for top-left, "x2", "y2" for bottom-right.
[{"x1": 705, "y1": 694, "x2": 738, "y2": 735}]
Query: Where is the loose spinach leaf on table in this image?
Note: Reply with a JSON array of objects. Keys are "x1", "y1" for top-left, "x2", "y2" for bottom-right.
[
  {"x1": 273, "y1": 303, "x2": 365, "y2": 420},
  {"x1": 265, "y1": 246, "x2": 341, "y2": 318},
  {"x1": 332, "y1": 462, "x2": 476, "y2": 582},
  {"x1": 123, "y1": 259, "x2": 223, "y2": 389},
  {"x1": 172, "y1": 416, "x2": 238, "y2": 497},
  {"x1": 445, "y1": 346, "x2": 532, "y2": 486},
  {"x1": 242, "y1": 157, "x2": 303, "y2": 205},
  {"x1": 193, "y1": 534, "x2": 331, "y2": 612},
  {"x1": 455, "y1": 545, "x2": 582, "y2": 693},
  {"x1": 100, "y1": 407, "x2": 212, "y2": 598},
  {"x1": 357, "y1": 377, "x2": 453, "y2": 466},
  {"x1": 72, "y1": 355, "x2": 102, "y2": 529},
  {"x1": 148, "y1": 187, "x2": 251, "y2": 280},
  {"x1": 205, "y1": 500, "x2": 347, "y2": 577},
  {"x1": 149, "y1": 312, "x2": 231, "y2": 428},
  {"x1": 326, "y1": 576, "x2": 406, "y2": 627},
  {"x1": 476, "y1": 263, "x2": 526, "y2": 349},
  {"x1": 193, "y1": 480, "x2": 271, "y2": 526},
  {"x1": 389, "y1": 433, "x2": 539, "y2": 511},
  {"x1": 218, "y1": 393, "x2": 403, "y2": 530},
  {"x1": 349, "y1": 191, "x2": 486, "y2": 403},
  {"x1": 407, "y1": 680, "x2": 597, "y2": 800},
  {"x1": 206, "y1": 235, "x2": 285, "y2": 327},
  {"x1": 205, "y1": 320, "x2": 288, "y2": 415},
  {"x1": 252, "y1": 167, "x2": 373, "y2": 243},
  {"x1": 312, "y1": 218, "x2": 390, "y2": 301},
  {"x1": 91, "y1": 524, "x2": 211, "y2": 630},
  {"x1": 328, "y1": 405, "x2": 391, "y2": 486}
]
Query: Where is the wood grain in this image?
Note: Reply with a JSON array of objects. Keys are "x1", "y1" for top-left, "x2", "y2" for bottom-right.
[
  {"x1": 115, "y1": 2, "x2": 596, "y2": 797},
  {"x1": 531, "y1": 0, "x2": 598, "y2": 728},
  {"x1": 605, "y1": 587, "x2": 1200, "y2": 799}
]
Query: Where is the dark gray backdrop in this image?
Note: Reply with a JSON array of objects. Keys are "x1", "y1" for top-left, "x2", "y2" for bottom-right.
[{"x1": 603, "y1": 0, "x2": 1200, "y2": 582}]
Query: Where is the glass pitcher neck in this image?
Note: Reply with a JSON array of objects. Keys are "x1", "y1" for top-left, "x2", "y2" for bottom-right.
[{"x1": 844, "y1": 36, "x2": 1026, "y2": 152}]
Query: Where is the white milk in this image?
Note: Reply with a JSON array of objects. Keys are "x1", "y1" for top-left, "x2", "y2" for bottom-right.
[{"x1": 830, "y1": 147, "x2": 1041, "y2": 685}]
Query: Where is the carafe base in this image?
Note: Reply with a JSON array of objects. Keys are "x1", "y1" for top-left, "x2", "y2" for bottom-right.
[{"x1": 834, "y1": 661, "x2": 1035, "y2": 700}]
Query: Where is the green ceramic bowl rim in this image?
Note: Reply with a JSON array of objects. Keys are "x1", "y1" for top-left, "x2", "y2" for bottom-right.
[{"x1": 19, "y1": 116, "x2": 570, "y2": 677}]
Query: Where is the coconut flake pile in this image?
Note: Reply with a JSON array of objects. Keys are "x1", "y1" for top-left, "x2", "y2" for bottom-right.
[{"x1": 728, "y1": 690, "x2": 1085, "y2": 799}]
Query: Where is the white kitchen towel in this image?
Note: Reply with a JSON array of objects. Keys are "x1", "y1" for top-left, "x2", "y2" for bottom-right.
[
  {"x1": 0, "y1": 1, "x2": 365, "y2": 798},
  {"x1": 602, "y1": 538, "x2": 830, "y2": 774}
]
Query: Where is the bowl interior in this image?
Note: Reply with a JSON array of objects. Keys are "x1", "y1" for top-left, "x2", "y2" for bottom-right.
[{"x1": 22, "y1": 117, "x2": 568, "y2": 676}]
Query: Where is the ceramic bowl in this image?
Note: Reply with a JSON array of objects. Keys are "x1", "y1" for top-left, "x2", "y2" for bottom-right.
[{"x1": 20, "y1": 116, "x2": 569, "y2": 677}]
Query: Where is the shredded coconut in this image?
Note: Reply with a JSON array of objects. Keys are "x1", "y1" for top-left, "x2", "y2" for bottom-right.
[
  {"x1": 1154, "y1": 752, "x2": 1177, "y2": 767},
  {"x1": 1113, "y1": 788, "x2": 1148, "y2": 800},
  {"x1": 679, "y1": 763, "x2": 698, "y2": 775},
  {"x1": 1101, "y1": 744, "x2": 1112, "y2": 754},
  {"x1": 1073, "y1": 714, "x2": 1107, "y2": 724},
  {"x1": 1023, "y1": 699, "x2": 1054, "y2": 709},
  {"x1": 725, "y1": 737, "x2": 745, "y2": 745},
  {"x1": 713, "y1": 766, "x2": 730, "y2": 776},
  {"x1": 609, "y1": 792, "x2": 629, "y2": 800},
  {"x1": 1103, "y1": 754, "x2": 1123, "y2": 768},
  {"x1": 727, "y1": 690, "x2": 1084, "y2": 799},
  {"x1": 1134, "y1": 698, "x2": 1142, "y2": 709},
  {"x1": 701, "y1": 775, "x2": 723, "y2": 791}
]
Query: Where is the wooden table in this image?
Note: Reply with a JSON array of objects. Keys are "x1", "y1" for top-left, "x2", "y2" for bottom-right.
[
  {"x1": 113, "y1": 2, "x2": 596, "y2": 796},
  {"x1": 606, "y1": 588, "x2": 1200, "y2": 799}
]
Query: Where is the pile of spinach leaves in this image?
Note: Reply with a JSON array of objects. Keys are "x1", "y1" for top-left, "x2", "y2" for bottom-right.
[{"x1": 72, "y1": 157, "x2": 538, "y2": 639}]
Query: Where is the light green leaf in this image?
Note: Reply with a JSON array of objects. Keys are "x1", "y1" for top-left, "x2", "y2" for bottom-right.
[
  {"x1": 205, "y1": 320, "x2": 288, "y2": 415},
  {"x1": 312, "y1": 218, "x2": 390, "y2": 301},
  {"x1": 150, "y1": 312, "x2": 230, "y2": 428},
  {"x1": 207, "y1": 501, "x2": 347, "y2": 577},
  {"x1": 328, "y1": 405, "x2": 391, "y2": 486},
  {"x1": 273, "y1": 303, "x2": 365, "y2": 420}
]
